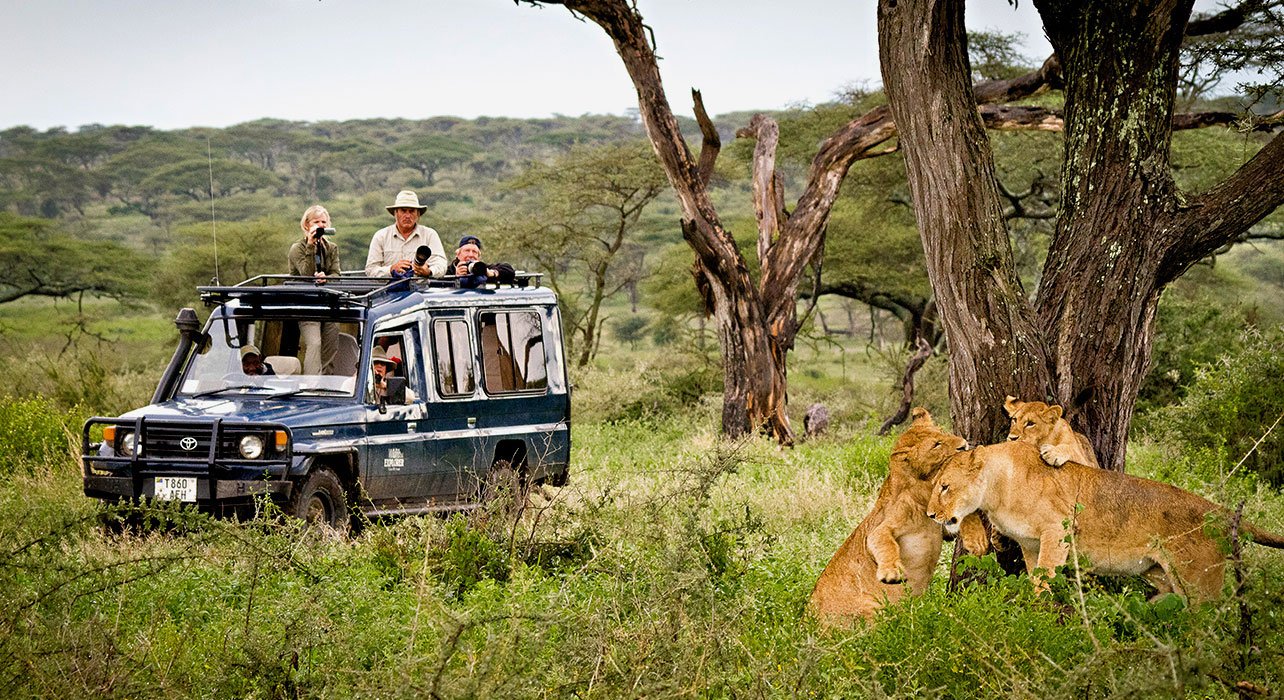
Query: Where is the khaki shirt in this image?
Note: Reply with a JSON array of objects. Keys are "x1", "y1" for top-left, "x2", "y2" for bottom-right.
[
  {"x1": 288, "y1": 235, "x2": 341, "y2": 277},
  {"x1": 364, "y1": 224, "x2": 447, "y2": 278}
]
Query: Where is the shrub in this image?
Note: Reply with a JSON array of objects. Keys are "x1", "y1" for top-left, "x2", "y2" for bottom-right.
[
  {"x1": 0, "y1": 395, "x2": 73, "y2": 476},
  {"x1": 1148, "y1": 326, "x2": 1284, "y2": 485},
  {"x1": 1137, "y1": 293, "x2": 1249, "y2": 412},
  {"x1": 429, "y1": 515, "x2": 512, "y2": 599}
]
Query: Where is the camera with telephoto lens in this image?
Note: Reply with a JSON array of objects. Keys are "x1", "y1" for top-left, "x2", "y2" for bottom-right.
[
  {"x1": 414, "y1": 246, "x2": 431, "y2": 266},
  {"x1": 312, "y1": 226, "x2": 335, "y2": 241},
  {"x1": 469, "y1": 261, "x2": 488, "y2": 277}
]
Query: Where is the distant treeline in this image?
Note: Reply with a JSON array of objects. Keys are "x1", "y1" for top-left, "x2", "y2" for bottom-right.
[{"x1": 0, "y1": 112, "x2": 747, "y2": 222}]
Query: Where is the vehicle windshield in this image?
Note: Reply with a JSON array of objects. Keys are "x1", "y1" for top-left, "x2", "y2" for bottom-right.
[{"x1": 176, "y1": 314, "x2": 364, "y2": 398}]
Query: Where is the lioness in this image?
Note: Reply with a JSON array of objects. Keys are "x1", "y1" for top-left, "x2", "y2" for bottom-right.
[
  {"x1": 810, "y1": 409, "x2": 988, "y2": 626},
  {"x1": 928, "y1": 441, "x2": 1284, "y2": 600},
  {"x1": 1004, "y1": 396, "x2": 1099, "y2": 468}
]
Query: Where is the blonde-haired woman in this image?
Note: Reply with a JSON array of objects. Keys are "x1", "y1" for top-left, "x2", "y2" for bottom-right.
[{"x1": 288, "y1": 205, "x2": 341, "y2": 374}]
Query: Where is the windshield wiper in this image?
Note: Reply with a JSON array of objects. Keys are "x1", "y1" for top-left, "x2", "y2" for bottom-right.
[
  {"x1": 265, "y1": 388, "x2": 352, "y2": 399},
  {"x1": 189, "y1": 384, "x2": 273, "y2": 398}
]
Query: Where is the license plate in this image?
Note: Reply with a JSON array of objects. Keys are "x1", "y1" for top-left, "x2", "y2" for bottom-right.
[{"x1": 154, "y1": 476, "x2": 197, "y2": 502}]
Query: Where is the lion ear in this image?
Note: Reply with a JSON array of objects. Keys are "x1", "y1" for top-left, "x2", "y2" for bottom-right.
[
  {"x1": 1004, "y1": 396, "x2": 1020, "y2": 416},
  {"x1": 1047, "y1": 405, "x2": 1063, "y2": 420},
  {"x1": 911, "y1": 407, "x2": 933, "y2": 425}
]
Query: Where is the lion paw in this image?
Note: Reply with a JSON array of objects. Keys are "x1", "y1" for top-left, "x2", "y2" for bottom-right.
[
  {"x1": 1039, "y1": 444, "x2": 1069, "y2": 467},
  {"x1": 877, "y1": 563, "x2": 905, "y2": 585}
]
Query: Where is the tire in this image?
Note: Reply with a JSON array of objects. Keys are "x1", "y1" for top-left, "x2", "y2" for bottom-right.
[
  {"x1": 481, "y1": 461, "x2": 520, "y2": 503},
  {"x1": 289, "y1": 469, "x2": 348, "y2": 531}
]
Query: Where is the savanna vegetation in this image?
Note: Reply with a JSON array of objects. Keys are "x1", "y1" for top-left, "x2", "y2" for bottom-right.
[{"x1": 3, "y1": 5, "x2": 1284, "y2": 698}]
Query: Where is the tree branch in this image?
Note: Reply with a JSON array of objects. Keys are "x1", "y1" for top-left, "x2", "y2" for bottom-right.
[
  {"x1": 1185, "y1": 0, "x2": 1268, "y2": 36},
  {"x1": 1164, "y1": 130, "x2": 1284, "y2": 282},
  {"x1": 692, "y1": 88, "x2": 720, "y2": 187},
  {"x1": 738, "y1": 113, "x2": 785, "y2": 263}
]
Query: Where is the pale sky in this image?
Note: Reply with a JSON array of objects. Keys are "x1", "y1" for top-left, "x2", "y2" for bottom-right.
[{"x1": 0, "y1": 0, "x2": 1147, "y2": 131}]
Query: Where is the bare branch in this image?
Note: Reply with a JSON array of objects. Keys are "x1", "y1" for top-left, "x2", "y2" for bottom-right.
[
  {"x1": 973, "y1": 53, "x2": 1064, "y2": 104},
  {"x1": 739, "y1": 113, "x2": 784, "y2": 263},
  {"x1": 692, "y1": 88, "x2": 720, "y2": 187},
  {"x1": 1185, "y1": 0, "x2": 1268, "y2": 36},
  {"x1": 1164, "y1": 130, "x2": 1284, "y2": 281}
]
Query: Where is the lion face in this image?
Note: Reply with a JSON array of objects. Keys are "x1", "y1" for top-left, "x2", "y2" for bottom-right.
[
  {"x1": 927, "y1": 453, "x2": 983, "y2": 531},
  {"x1": 1004, "y1": 396, "x2": 1064, "y2": 446},
  {"x1": 890, "y1": 408, "x2": 970, "y2": 481}
]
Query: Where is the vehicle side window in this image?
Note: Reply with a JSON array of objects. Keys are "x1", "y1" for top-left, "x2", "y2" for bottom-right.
[
  {"x1": 432, "y1": 319, "x2": 475, "y2": 397},
  {"x1": 478, "y1": 310, "x2": 547, "y2": 393},
  {"x1": 369, "y1": 326, "x2": 423, "y2": 404}
]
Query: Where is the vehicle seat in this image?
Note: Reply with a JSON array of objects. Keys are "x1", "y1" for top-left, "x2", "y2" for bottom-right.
[
  {"x1": 332, "y1": 332, "x2": 359, "y2": 376},
  {"x1": 266, "y1": 355, "x2": 301, "y2": 376}
]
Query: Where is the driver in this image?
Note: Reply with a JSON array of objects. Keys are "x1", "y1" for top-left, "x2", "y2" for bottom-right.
[
  {"x1": 240, "y1": 346, "x2": 276, "y2": 376},
  {"x1": 371, "y1": 347, "x2": 414, "y2": 404}
]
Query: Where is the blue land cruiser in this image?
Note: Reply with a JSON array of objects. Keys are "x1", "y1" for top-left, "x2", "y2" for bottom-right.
[{"x1": 81, "y1": 274, "x2": 570, "y2": 528}]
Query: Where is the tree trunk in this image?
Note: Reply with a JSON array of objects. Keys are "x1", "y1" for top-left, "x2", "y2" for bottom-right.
[
  {"x1": 878, "y1": 0, "x2": 1050, "y2": 444},
  {"x1": 1032, "y1": 0, "x2": 1284, "y2": 470}
]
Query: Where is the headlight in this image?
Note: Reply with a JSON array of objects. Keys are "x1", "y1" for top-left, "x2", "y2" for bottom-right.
[
  {"x1": 119, "y1": 431, "x2": 137, "y2": 456},
  {"x1": 238, "y1": 434, "x2": 265, "y2": 459}
]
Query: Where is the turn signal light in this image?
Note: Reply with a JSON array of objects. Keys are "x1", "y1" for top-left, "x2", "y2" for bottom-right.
[
  {"x1": 274, "y1": 430, "x2": 288, "y2": 450},
  {"x1": 103, "y1": 425, "x2": 116, "y2": 443}
]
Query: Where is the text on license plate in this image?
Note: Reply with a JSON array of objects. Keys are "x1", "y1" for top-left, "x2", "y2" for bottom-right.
[{"x1": 154, "y1": 476, "x2": 196, "y2": 502}]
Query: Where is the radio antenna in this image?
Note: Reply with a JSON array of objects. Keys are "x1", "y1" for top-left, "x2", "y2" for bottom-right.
[{"x1": 207, "y1": 137, "x2": 221, "y2": 285}]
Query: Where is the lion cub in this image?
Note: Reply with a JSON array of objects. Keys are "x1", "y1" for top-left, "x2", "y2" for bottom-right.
[
  {"x1": 810, "y1": 409, "x2": 988, "y2": 627},
  {"x1": 1004, "y1": 396, "x2": 1099, "y2": 468},
  {"x1": 928, "y1": 441, "x2": 1284, "y2": 601}
]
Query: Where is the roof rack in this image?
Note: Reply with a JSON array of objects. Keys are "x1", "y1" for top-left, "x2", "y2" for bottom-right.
[{"x1": 198, "y1": 272, "x2": 545, "y2": 308}]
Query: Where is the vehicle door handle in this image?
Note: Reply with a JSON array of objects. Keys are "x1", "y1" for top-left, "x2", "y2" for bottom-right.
[{"x1": 467, "y1": 417, "x2": 477, "y2": 429}]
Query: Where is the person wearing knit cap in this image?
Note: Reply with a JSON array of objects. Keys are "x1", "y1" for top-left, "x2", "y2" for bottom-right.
[{"x1": 450, "y1": 235, "x2": 515, "y2": 289}]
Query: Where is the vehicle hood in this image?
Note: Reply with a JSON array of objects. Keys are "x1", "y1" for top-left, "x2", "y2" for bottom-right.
[{"x1": 120, "y1": 396, "x2": 364, "y2": 428}]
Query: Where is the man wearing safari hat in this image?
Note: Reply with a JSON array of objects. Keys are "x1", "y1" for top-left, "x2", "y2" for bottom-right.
[{"x1": 364, "y1": 190, "x2": 447, "y2": 278}]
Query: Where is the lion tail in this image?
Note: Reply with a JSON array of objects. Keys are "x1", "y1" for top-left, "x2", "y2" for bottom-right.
[{"x1": 1243, "y1": 524, "x2": 1284, "y2": 549}]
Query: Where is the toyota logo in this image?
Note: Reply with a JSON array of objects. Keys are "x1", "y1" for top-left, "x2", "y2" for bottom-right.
[{"x1": 179, "y1": 437, "x2": 198, "y2": 451}]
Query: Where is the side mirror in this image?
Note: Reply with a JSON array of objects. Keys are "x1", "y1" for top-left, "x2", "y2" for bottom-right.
[{"x1": 384, "y1": 376, "x2": 407, "y2": 406}]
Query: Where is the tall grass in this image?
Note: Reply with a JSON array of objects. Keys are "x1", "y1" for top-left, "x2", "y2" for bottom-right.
[{"x1": 3, "y1": 391, "x2": 1284, "y2": 699}]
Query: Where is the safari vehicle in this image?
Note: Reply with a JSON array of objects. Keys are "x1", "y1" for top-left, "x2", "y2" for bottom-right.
[{"x1": 81, "y1": 274, "x2": 570, "y2": 528}]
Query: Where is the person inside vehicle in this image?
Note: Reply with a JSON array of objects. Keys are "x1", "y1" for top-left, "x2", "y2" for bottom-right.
[
  {"x1": 370, "y1": 347, "x2": 414, "y2": 404},
  {"x1": 451, "y1": 234, "x2": 515, "y2": 289},
  {"x1": 364, "y1": 190, "x2": 447, "y2": 279},
  {"x1": 240, "y1": 345, "x2": 275, "y2": 376},
  {"x1": 289, "y1": 204, "x2": 341, "y2": 374}
]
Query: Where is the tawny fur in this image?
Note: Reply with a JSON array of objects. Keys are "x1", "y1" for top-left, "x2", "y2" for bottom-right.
[
  {"x1": 1004, "y1": 396, "x2": 1099, "y2": 468},
  {"x1": 928, "y1": 441, "x2": 1284, "y2": 601},
  {"x1": 809, "y1": 409, "x2": 988, "y2": 627}
]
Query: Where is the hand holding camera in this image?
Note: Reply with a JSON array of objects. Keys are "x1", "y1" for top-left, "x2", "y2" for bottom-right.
[{"x1": 310, "y1": 226, "x2": 335, "y2": 244}]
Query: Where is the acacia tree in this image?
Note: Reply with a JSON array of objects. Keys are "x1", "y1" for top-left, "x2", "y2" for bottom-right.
[
  {"x1": 878, "y1": 0, "x2": 1284, "y2": 469},
  {"x1": 521, "y1": 0, "x2": 1280, "y2": 449},
  {"x1": 518, "y1": 0, "x2": 910, "y2": 443},
  {"x1": 499, "y1": 141, "x2": 665, "y2": 367}
]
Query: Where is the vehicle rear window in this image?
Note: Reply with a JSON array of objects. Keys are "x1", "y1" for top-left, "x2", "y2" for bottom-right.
[{"x1": 478, "y1": 310, "x2": 547, "y2": 393}]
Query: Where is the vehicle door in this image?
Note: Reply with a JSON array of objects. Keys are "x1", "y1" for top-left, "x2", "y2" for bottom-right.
[
  {"x1": 424, "y1": 311, "x2": 484, "y2": 499},
  {"x1": 360, "y1": 323, "x2": 432, "y2": 503},
  {"x1": 473, "y1": 308, "x2": 562, "y2": 483}
]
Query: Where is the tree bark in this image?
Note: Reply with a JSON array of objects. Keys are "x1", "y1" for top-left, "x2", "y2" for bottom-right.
[
  {"x1": 1031, "y1": 0, "x2": 1284, "y2": 470},
  {"x1": 878, "y1": 0, "x2": 1051, "y2": 444}
]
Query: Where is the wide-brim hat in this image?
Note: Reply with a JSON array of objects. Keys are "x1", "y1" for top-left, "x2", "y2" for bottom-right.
[
  {"x1": 240, "y1": 344, "x2": 262, "y2": 359},
  {"x1": 371, "y1": 346, "x2": 399, "y2": 367},
  {"x1": 386, "y1": 190, "x2": 427, "y2": 215}
]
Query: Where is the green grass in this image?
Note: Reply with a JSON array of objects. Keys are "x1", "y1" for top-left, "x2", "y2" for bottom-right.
[{"x1": 4, "y1": 390, "x2": 1284, "y2": 699}]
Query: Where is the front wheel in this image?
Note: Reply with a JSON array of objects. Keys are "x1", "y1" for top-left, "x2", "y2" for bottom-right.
[{"x1": 288, "y1": 469, "x2": 348, "y2": 531}]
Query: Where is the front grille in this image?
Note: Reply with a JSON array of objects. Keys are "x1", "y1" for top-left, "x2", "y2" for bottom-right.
[{"x1": 142, "y1": 424, "x2": 269, "y2": 459}]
